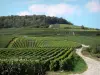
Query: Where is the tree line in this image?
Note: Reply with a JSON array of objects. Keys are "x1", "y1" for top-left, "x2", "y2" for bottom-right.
[{"x1": 0, "y1": 15, "x2": 73, "y2": 28}]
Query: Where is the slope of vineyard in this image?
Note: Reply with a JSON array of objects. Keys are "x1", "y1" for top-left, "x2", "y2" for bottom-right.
[
  {"x1": 0, "y1": 48, "x2": 75, "y2": 75},
  {"x1": 0, "y1": 36, "x2": 84, "y2": 75}
]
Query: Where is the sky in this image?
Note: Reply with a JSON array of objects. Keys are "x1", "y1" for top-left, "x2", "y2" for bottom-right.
[{"x1": 0, "y1": 0, "x2": 100, "y2": 28}]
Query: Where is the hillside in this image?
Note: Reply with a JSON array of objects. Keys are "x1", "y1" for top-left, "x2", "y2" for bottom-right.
[
  {"x1": 0, "y1": 25, "x2": 100, "y2": 75},
  {"x1": 0, "y1": 15, "x2": 73, "y2": 28}
]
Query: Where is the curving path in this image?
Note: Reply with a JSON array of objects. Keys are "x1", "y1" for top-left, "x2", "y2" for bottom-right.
[{"x1": 71, "y1": 44, "x2": 100, "y2": 75}]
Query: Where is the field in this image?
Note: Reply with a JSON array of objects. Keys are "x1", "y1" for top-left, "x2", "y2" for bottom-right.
[
  {"x1": 0, "y1": 27, "x2": 100, "y2": 48},
  {"x1": 0, "y1": 36, "x2": 83, "y2": 75},
  {"x1": 0, "y1": 24, "x2": 100, "y2": 75}
]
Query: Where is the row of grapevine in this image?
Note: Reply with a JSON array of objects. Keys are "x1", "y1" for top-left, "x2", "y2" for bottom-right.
[
  {"x1": 8, "y1": 37, "x2": 81, "y2": 48},
  {"x1": 0, "y1": 60, "x2": 45, "y2": 75},
  {"x1": 0, "y1": 48, "x2": 74, "y2": 71}
]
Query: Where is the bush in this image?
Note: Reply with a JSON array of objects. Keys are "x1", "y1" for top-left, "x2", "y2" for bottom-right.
[
  {"x1": 94, "y1": 54, "x2": 100, "y2": 58},
  {"x1": 91, "y1": 45, "x2": 100, "y2": 54},
  {"x1": 81, "y1": 25, "x2": 85, "y2": 29},
  {"x1": 96, "y1": 33, "x2": 100, "y2": 36},
  {"x1": 84, "y1": 47, "x2": 91, "y2": 53}
]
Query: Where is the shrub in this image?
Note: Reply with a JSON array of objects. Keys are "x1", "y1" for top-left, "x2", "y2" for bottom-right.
[{"x1": 81, "y1": 25, "x2": 85, "y2": 29}]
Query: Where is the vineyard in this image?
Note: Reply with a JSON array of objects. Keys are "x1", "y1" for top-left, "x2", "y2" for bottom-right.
[
  {"x1": 0, "y1": 26, "x2": 99, "y2": 75},
  {"x1": 7, "y1": 37, "x2": 81, "y2": 48},
  {"x1": 0, "y1": 36, "x2": 83, "y2": 75}
]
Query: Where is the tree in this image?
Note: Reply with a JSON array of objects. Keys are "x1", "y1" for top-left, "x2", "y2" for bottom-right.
[
  {"x1": 0, "y1": 15, "x2": 73, "y2": 28},
  {"x1": 81, "y1": 25, "x2": 85, "y2": 29}
]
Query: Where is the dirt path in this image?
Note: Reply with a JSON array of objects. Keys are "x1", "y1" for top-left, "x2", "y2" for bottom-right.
[{"x1": 71, "y1": 44, "x2": 100, "y2": 75}]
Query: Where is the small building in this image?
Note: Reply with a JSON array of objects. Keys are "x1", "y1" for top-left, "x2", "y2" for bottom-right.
[{"x1": 49, "y1": 24, "x2": 60, "y2": 28}]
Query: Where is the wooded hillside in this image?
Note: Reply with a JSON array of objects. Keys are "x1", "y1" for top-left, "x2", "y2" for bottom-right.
[{"x1": 0, "y1": 15, "x2": 73, "y2": 28}]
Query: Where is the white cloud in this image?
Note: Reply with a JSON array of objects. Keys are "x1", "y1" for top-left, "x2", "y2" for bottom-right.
[
  {"x1": 29, "y1": 4, "x2": 47, "y2": 13},
  {"x1": 46, "y1": 4, "x2": 76, "y2": 16},
  {"x1": 86, "y1": 0, "x2": 100, "y2": 12},
  {"x1": 29, "y1": 3, "x2": 79, "y2": 16},
  {"x1": 17, "y1": 3, "x2": 81, "y2": 16},
  {"x1": 17, "y1": 11, "x2": 30, "y2": 16}
]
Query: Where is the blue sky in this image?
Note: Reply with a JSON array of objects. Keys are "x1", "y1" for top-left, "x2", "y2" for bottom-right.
[{"x1": 0, "y1": 0, "x2": 100, "y2": 28}]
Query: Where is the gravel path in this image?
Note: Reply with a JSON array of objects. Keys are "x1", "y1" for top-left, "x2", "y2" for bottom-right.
[{"x1": 71, "y1": 44, "x2": 100, "y2": 75}]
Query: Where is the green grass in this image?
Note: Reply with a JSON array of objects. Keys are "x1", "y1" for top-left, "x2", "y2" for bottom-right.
[
  {"x1": 73, "y1": 56, "x2": 87, "y2": 73},
  {"x1": 67, "y1": 36, "x2": 100, "y2": 47},
  {"x1": 59, "y1": 24, "x2": 97, "y2": 30},
  {"x1": 0, "y1": 35, "x2": 14, "y2": 48},
  {"x1": 60, "y1": 24, "x2": 81, "y2": 29}
]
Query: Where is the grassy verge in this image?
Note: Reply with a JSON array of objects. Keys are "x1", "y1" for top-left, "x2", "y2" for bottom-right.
[
  {"x1": 82, "y1": 48, "x2": 100, "y2": 61},
  {"x1": 72, "y1": 56, "x2": 87, "y2": 73}
]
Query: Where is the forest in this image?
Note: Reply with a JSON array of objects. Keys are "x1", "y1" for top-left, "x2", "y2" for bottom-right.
[{"x1": 0, "y1": 15, "x2": 73, "y2": 28}]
